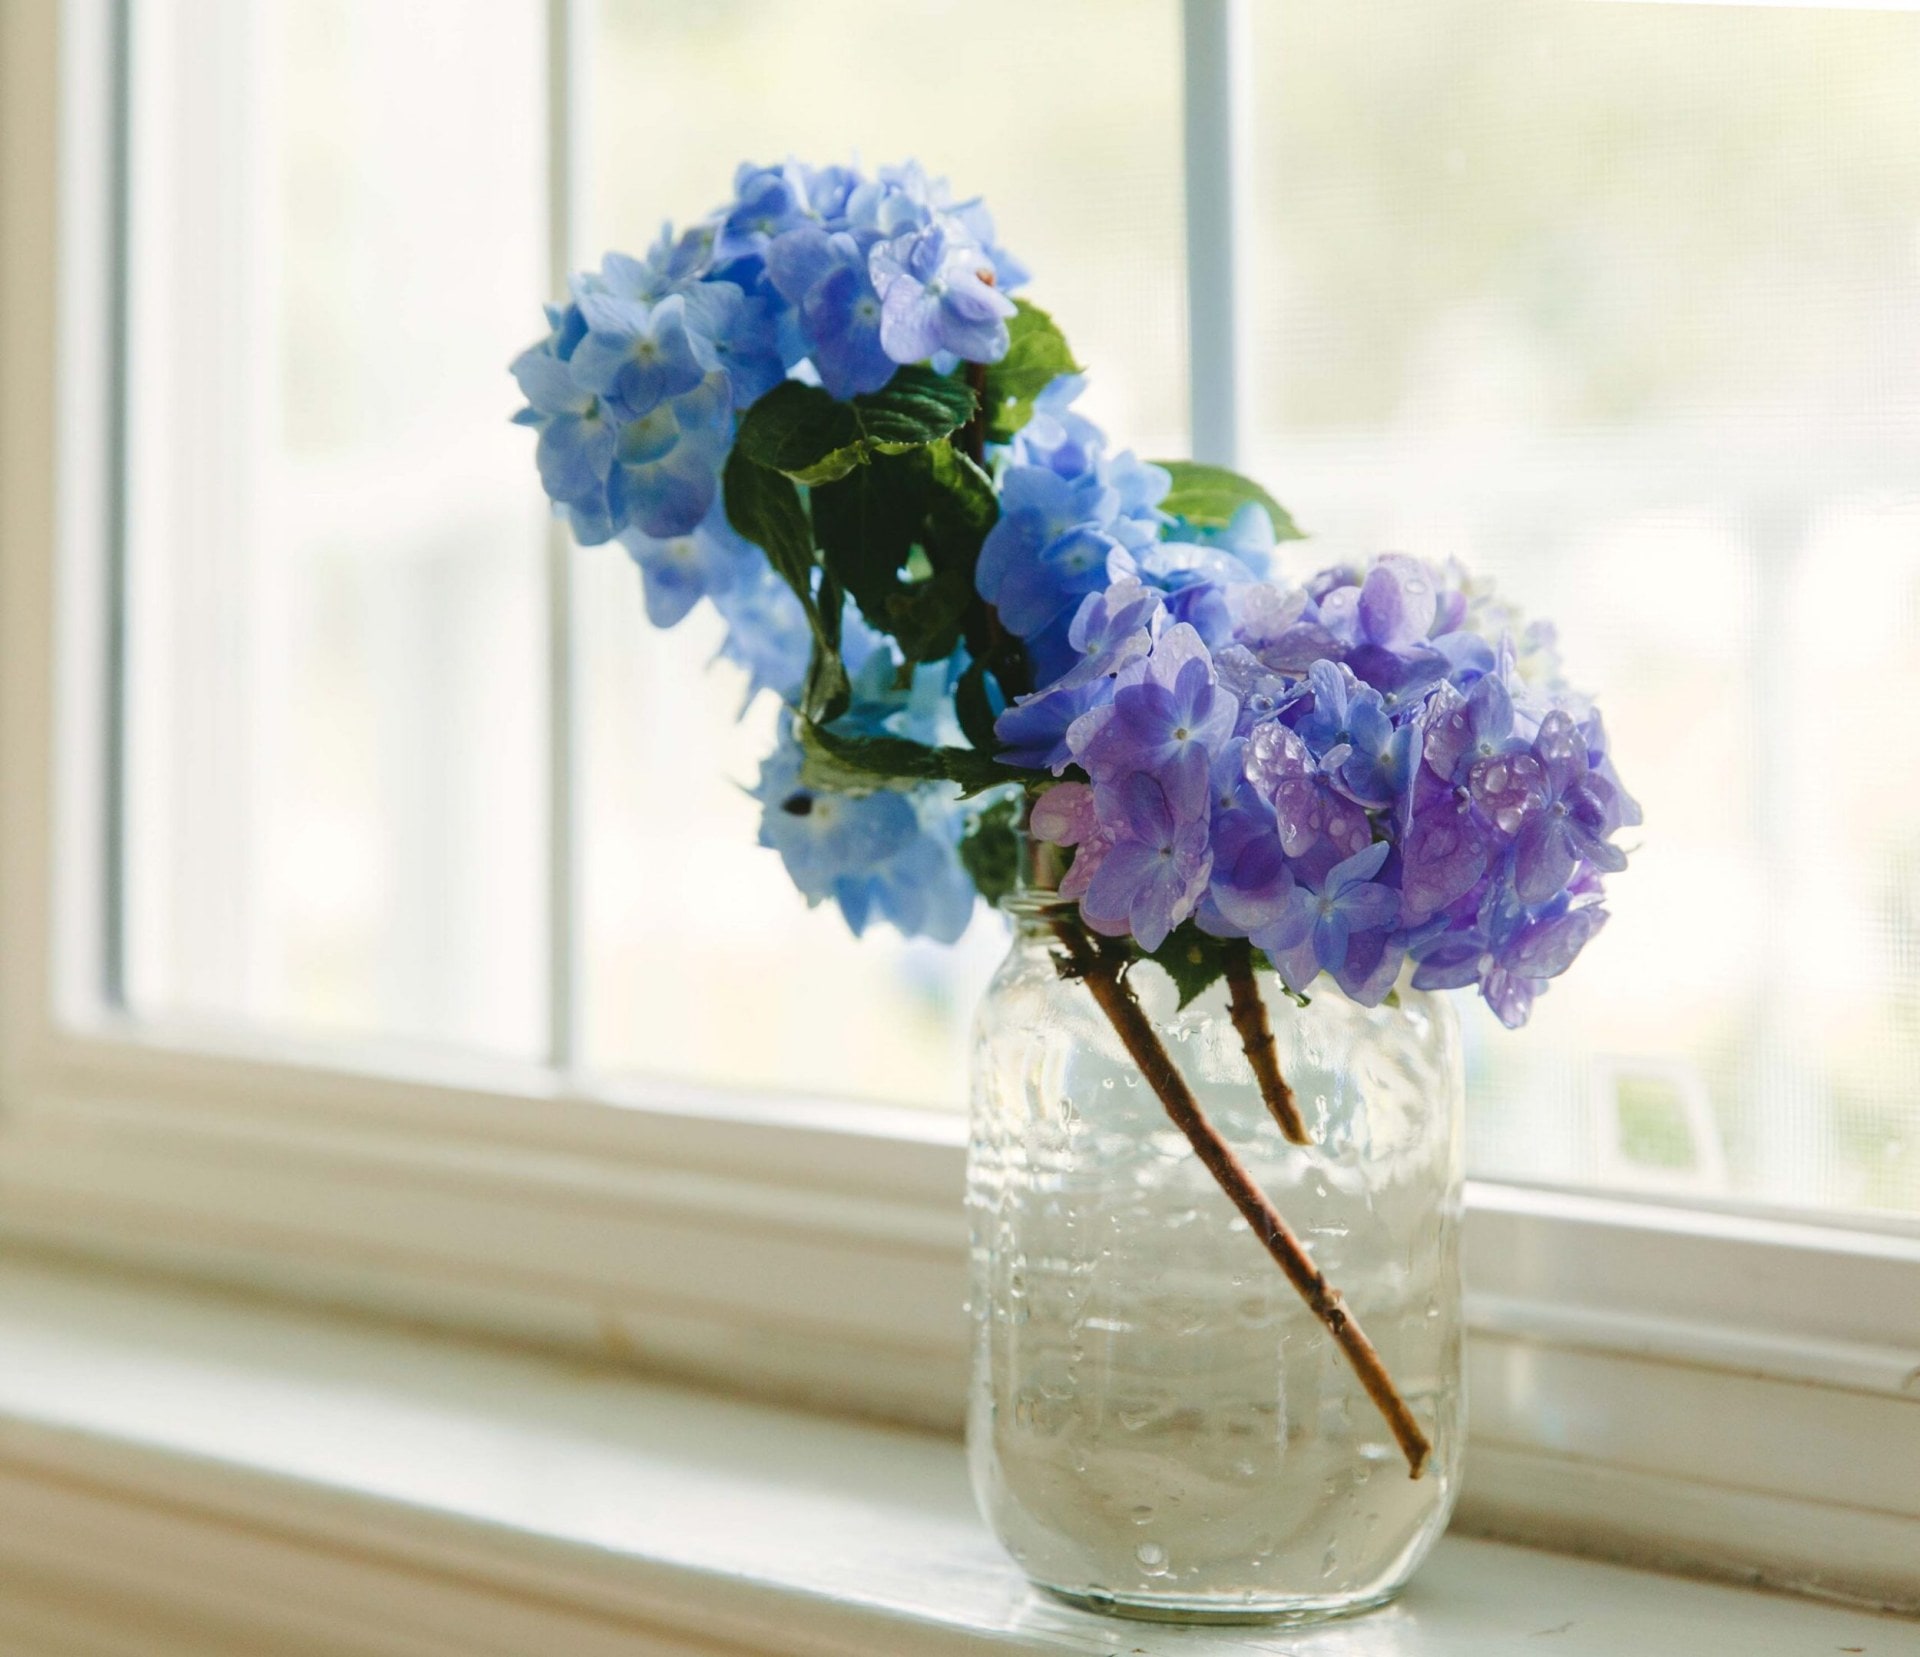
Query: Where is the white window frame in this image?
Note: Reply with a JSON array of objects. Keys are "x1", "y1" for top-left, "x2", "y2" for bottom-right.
[{"x1": 2, "y1": 0, "x2": 1917, "y2": 1614}]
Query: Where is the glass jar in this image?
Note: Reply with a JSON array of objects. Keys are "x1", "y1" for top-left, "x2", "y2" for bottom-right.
[{"x1": 966, "y1": 895, "x2": 1465, "y2": 1624}]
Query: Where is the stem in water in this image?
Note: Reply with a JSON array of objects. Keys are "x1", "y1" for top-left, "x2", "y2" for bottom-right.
[
  {"x1": 1052, "y1": 921, "x2": 1432, "y2": 1479},
  {"x1": 1223, "y1": 940, "x2": 1309, "y2": 1144}
]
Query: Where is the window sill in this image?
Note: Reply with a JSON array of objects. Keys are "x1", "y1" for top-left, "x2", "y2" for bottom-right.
[{"x1": 0, "y1": 1259, "x2": 1909, "y2": 1657}]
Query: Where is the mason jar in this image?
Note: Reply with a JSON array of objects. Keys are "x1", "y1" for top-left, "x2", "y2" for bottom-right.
[{"x1": 966, "y1": 893, "x2": 1466, "y2": 1624}]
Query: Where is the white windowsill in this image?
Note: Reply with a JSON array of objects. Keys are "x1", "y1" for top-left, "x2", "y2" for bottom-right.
[{"x1": 0, "y1": 1258, "x2": 1909, "y2": 1657}]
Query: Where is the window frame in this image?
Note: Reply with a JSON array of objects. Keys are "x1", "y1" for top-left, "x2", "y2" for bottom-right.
[{"x1": 2, "y1": 0, "x2": 1917, "y2": 1613}]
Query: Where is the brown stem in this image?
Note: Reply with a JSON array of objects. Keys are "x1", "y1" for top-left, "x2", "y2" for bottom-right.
[
  {"x1": 961, "y1": 359, "x2": 989, "y2": 469},
  {"x1": 1223, "y1": 941, "x2": 1309, "y2": 1145},
  {"x1": 1052, "y1": 922, "x2": 1432, "y2": 1479}
]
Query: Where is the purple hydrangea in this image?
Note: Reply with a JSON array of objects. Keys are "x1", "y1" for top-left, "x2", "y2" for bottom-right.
[
  {"x1": 1077, "y1": 768, "x2": 1211, "y2": 953},
  {"x1": 997, "y1": 391, "x2": 1640, "y2": 1020}
]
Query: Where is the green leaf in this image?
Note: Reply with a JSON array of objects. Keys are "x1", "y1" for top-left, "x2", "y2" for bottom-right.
[
  {"x1": 962, "y1": 606, "x2": 1034, "y2": 706},
  {"x1": 954, "y1": 659, "x2": 1001, "y2": 756},
  {"x1": 723, "y1": 446, "x2": 812, "y2": 592},
  {"x1": 892, "y1": 441, "x2": 996, "y2": 662},
  {"x1": 959, "y1": 794, "x2": 1022, "y2": 907},
  {"x1": 735, "y1": 368, "x2": 976, "y2": 487},
  {"x1": 882, "y1": 569, "x2": 973, "y2": 663},
  {"x1": 983, "y1": 300, "x2": 1082, "y2": 442},
  {"x1": 921, "y1": 442, "x2": 999, "y2": 574},
  {"x1": 796, "y1": 719, "x2": 1017, "y2": 799},
  {"x1": 1144, "y1": 922, "x2": 1232, "y2": 1010},
  {"x1": 722, "y1": 449, "x2": 848, "y2": 722},
  {"x1": 733, "y1": 382, "x2": 849, "y2": 483},
  {"x1": 804, "y1": 569, "x2": 849, "y2": 723},
  {"x1": 1151, "y1": 461, "x2": 1304, "y2": 540},
  {"x1": 852, "y1": 365, "x2": 979, "y2": 450},
  {"x1": 808, "y1": 451, "x2": 926, "y2": 618},
  {"x1": 807, "y1": 439, "x2": 996, "y2": 667}
]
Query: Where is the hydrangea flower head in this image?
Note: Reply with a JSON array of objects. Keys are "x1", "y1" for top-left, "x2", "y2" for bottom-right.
[
  {"x1": 511, "y1": 156, "x2": 1038, "y2": 944},
  {"x1": 993, "y1": 385, "x2": 1638, "y2": 1021},
  {"x1": 871, "y1": 221, "x2": 1017, "y2": 365}
]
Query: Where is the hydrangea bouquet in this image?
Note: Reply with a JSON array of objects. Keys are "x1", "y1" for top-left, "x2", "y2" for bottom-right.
[{"x1": 513, "y1": 159, "x2": 1639, "y2": 1479}]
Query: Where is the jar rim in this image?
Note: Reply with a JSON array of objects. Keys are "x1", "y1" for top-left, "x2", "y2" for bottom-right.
[{"x1": 998, "y1": 889, "x2": 1080, "y2": 916}]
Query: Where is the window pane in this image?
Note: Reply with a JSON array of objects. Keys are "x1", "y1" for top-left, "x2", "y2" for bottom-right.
[
  {"x1": 1247, "y1": 0, "x2": 1920, "y2": 1216},
  {"x1": 122, "y1": 0, "x2": 549, "y2": 1056},
  {"x1": 579, "y1": 0, "x2": 1187, "y2": 1106}
]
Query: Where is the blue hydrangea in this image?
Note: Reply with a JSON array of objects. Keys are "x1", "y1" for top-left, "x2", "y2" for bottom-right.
[
  {"x1": 511, "y1": 155, "x2": 1030, "y2": 768},
  {"x1": 752, "y1": 727, "x2": 977, "y2": 945},
  {"x1": 710, "y1": 563, "x2": 811, "y2": 711},
  {"x1": 509, "y1": 347, "x2": 614, "y2": 513},
  {"x1": 609, "y1": 371, "x2": 733, "y2": 540},
  {"x1": 680, "y1": 282, "x2": 786, "y2": 410},
  {"x1": 620, "y1": 501, "x2": 763, "y2": 629},
  {"x1": 974, "y1": 377, "x2": 1172, "y2": 680},
  {"x1": 569, "y1": 291, "x2": 710, "y2": 421},
  {"x1": 738, "y1": 613, "x2": 988, "y2": 945},
  {"x1": 713, "y1": 162, "x2": 817, "y2": 263},
  {"x1": 763, "y1": 228, "x2": 892, "y2": 399},
  {"x1": 870, "y1": 222, "x2": 1016, "y2": 365}
]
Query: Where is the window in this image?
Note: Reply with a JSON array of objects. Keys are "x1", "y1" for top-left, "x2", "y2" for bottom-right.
[
  {"x1": 2, "y1": 0, "x2": 1917, "y2": 1607},
  {"x1": 120, "y1": 1, "x2": 551, "y2": 1057},
  {"x1": 111, "y1": 0, "x2": 1920, "y2": 1211},
  {"x1": 1243, "y1": 0, "x2": 1920, "y2": 1218}
]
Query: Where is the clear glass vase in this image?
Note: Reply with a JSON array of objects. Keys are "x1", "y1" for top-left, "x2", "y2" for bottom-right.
[{"x1": 966, "y1": 895, "x2": 1465, "y2": 1624}]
